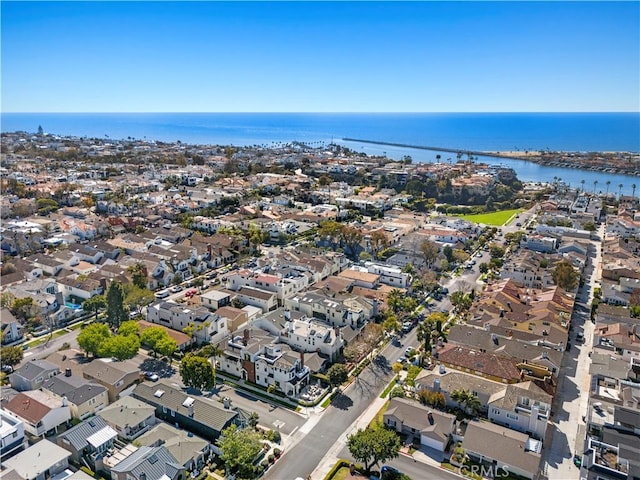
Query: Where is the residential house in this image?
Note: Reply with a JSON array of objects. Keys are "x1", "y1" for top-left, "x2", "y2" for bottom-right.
[
  {"x1": 487, "y1": 382, "x2": 552, "y2": 439},
  {"x1": 362, "y1": 261, "x2": 411, "y2": 289},
  {"x1": 136, "y1": 422, "x2": 210, "y2": 473},
  {"x1": 3, "y1": 390, "x2": 70, "y2": 437},
  {"x1": 522, "y1": 234, "x2": 558, "y2": 253},
  {"x1": 199, "y1": 289, "x2": 231, "y2": 311},
  {"x1": 383, "y1": 397, "x2": 456, "y2": 456},
  {"x1": 435, "y1": 344, "x2": 524, "y2": 384},
  {"x1": 146, "y1": 301, "x2": 226, "y2": 346},
  {"x1": 56, "y1": 416, "x2": 118, "y2": 468},
  {"x1": 1, "y1": 439, "x2": 71, "y2": 480},
  {"x1": 581, "y1": 426, "x2": 640, "y2": 480},
  {"x1": 82, "y1": 359, "x2": 141, "y2": 402},
  {"x1": 284, "y1": 291, "x2": 366, "y2": 328},
  {"x1": 138, "y1": 320, "x2": 193, "y2": 351},
  {"x1": 1, "y1": 309, "x2": 24, "y2": 345},
  {"x1": 109, "y1": 446, "x2": 185, "y2": 480},
  {"x1": 0, "y1": 408, "x2": 26, "y2": 459},
  {"x1": 462, "y1": 420, "x2": 542, "y2": 480},
  {"x1": 132, "y1": 382, "x2": 238, "y2": 442},
  {"x1": 234, "y1": 286, "x2": 278, "y2": 313},
  {"x1": 255, "y1": 308, "x2": 344, "y2": 360},
  {"x1": 41, "y1": 373, "x2": 109, "y2": 420},
  {"x1": 9, "y1": 359, "x2": 60, "y2": 392},
  {"x1": 98, "y1": 396, "x2": 157, "y2": 441},
  {"x1": 216, "y1": 329, "x2": 311, "y2": 398}
]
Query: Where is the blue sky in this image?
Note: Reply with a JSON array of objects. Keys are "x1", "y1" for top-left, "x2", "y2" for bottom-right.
[{"x1": 2, "y1": 1, "x2": 639, "y2": 112}]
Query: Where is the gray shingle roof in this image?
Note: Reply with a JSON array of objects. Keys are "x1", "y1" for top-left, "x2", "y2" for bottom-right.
[
  {"x1": 42, "y1": 375, "x2": 107, "y2": 405},
  {"x1": 11, "y1": 359, "x2": 59, "y2": 381},
  {"x1": 136, "y1": 423, "x2": 209, "y2": 467},
  {"x1": 132, "y1": 381, "x2": 237, "y2": 434},
  {"x1": 98, "y1": 396, "x2": 156, "y2": 428}
]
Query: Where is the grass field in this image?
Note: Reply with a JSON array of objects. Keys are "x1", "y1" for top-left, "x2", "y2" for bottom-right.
[{"x1": 456, "y1": 208, "x2": 522, "y2": 226}]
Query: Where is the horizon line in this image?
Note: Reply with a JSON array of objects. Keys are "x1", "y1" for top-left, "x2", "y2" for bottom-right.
[{"x1": 3, "y1": 111, "x2": 640, "y2": 115}]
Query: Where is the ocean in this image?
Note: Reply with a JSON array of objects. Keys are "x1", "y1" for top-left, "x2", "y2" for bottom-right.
[{"x1": 2, "y1": 112, "x2": 639, "y2": 194}]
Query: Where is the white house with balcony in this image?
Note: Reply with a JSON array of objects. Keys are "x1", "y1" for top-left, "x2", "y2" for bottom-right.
[
  {"x1": 487, "y1": 382, "x2": 551, "y2": 440},
  {"x1": 217, "y1": 329, "x2": 310, "y2": 398},
  {"x1": 284, "y1": 291, "x2": 365, "y2": 328},
  {"x1": 0, "y1": 408, "x2": 26, "y2": 459},
  {"x1": 363, "y1": 261, "x2": 411, "y2": 288},
  {"x1": 147, "y1": 301, "x2": 228, "y2": 345}
]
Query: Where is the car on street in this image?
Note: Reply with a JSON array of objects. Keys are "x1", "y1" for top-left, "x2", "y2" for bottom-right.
[
  {"x1": 170, "y1": 285, "x2": 183, "y2": 293},
  {"x1": 154, "y1": 289, "x2": 170, "y2": 299},
  {"x1": 381, "y1": 465, "x2": 401, "y2": 479},
  {"x1": 144, "y1": 372, "x2": 159, "y2": 382},
  {"x1": 1, "y1": 365, "x2": 14, "y2": 374},
  {"x1": 396, "y1": 356, "x2": 406, "y2": 364}
]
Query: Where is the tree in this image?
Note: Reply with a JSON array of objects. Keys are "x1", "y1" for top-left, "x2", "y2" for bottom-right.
[
  {"x1": 420, "y1": 240, "x2": 439, "y2": 267},
  {"x1": 450, "y1": 291, "x2": 472, "y2": 312},
  {"x1": 77, "y1": 322, "x2": 111, "y2": 357},
  {"x1": 369, "y1": 230, "x2": 389, "y2": 256},
  {"x1": 155, "y1": 336, "x2": 177, "y2": 359},
  {"x1": 451, "y1": 388, "x2": 481, "y2": 416},
  {"x1": 11, "y1": 297, "x2": 36, "y2": 321},
  {"x1": 106, "y1": 282, "x2": 127, "y2": 329},
  {"x1": 0, "y1": 345, "x2": 23, "y2": 367},
  {"x1": 478, "y1": 262, "x2": 489, "y2": 274},
  {"x1": 327, "y1": 363, "x2": 349, "y2": 390},
  {"x1": 118, "y1": 320, "x2": 140, "y2": 337},
  {"x1": 123, "y1": 284, "x2": 154, "y2": 313},
  {"x1": 552, "y1": 260, "x2": 579, "y2": 291},
  {"x1": 218, "y1": 424, "x2": 263, "y2": 479},
  {"x1": 127, "y1": 263, "x2": 148, "y2": 289},
  {"x1": 82, "y1": 295, "x2": 107, "y2": 321},
  {"x1": 248, "y1": 411, "x2": 260, "y2": 429},
  {"x1": 339, "y1": 225, "x2": 363, "y2": 258},
  {"x1": 346, "y1": 424, "x2": 401, "y2": 472},
  {"x1": 489, "y1": 244, "x2": 505, "y2": 259},
  {"x1": 140, "y1": 326, "x2": 172, "y2": 357},
  {"x1": 99, "y1": 334, "x2": 140, "y2": 361},
  {"x1": 180, "y1": 353, "x2": 215, "y2": 391}
]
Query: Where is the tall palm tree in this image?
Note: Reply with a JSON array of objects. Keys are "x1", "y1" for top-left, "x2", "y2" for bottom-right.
[
  {"x1": 633, "y1": 184, "x2": 637, "y2": 198},
  {"x1": 619, "y1": 184, "x2": 624, "y2": 198},
  {"x1": 605, "y1": 180, "x2": 611, "y2": 195},
  {"x1": 593, "y1": 180, "x2": 598, "y2": 194},
  {"x1": 581, "y1": 179, "x2": 585, "y2": 192}
]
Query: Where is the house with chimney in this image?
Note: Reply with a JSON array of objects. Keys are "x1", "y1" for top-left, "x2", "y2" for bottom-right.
[
  {"x1": 1, "y1": 308, "x2": 24, "y2": 345},
  {"x1": 132, "y1": 381, "x2": 239, "y2": 442},
  {"x1": 136, "y1": 423, "x2": 210, "y2": 474},
  {"x1": 41, "y1": 371, "x2": 109, "y2": 420},
  {"x1": 216, "y1": 328, "x2": 311, "y2": 398},
  {"x1": 383, "y1": 397, "x2": 456, "y2": 456}
]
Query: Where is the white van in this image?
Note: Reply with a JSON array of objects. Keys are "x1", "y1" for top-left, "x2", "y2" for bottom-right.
[{"x1": 154, "y1": 289, "x2": 170, "y2": 299}]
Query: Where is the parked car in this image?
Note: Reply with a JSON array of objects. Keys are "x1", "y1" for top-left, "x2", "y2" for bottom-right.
[
  {"x1": 154, "y1": 289, "x2": 170, "y2": 299},
  {"x1": 144, "y1": 372, "x2": 159, "y2": 382},
  {"x1": 170, "y1": 285, "x2": 183, "y2": 293}
]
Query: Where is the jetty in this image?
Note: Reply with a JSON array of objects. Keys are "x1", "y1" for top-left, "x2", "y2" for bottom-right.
[{"x1": 341, "y1": 137, "x2": 526, "y2": 160}]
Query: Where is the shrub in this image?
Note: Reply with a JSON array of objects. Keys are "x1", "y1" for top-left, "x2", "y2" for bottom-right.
[
  {"x1": 261, "y1": 460, "x2": 270, "y2": 469},
  {"x1": 58, "y1": 342, "x2": 70, "y2": 351},
  {"x1": 273, "y1": 448, "x2": 281, "y2": 457},
  {"x1": 80, "y1": 466, "x2": 95, "y2": 477},
  {"x1": 267, "y1": 429, "x2": 281, "y2": 443},
  {"x1": 268, "y1": 454, "x2": 275, "y2": 464}
]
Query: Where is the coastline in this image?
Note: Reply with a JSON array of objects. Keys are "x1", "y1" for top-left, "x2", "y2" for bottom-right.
[{"x1": 342, "y1": 137, "x2": 640, "y2": 177}]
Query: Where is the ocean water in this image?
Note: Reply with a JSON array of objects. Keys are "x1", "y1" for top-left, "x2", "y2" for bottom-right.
[{"x1": 2, "y1": 112, "x2": 639, "y2": 194}]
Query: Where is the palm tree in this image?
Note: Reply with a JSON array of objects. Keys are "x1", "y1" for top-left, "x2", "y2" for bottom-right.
[
  {"x1": 450, "y1": 388, "x2": 470, "y2": 411},
  {"x1": 619, "y1": 183, "x2": 624, "y2": 198},
  {"x1": 464, "y1": 394, "x2": 482, "y2": 416},
  {"x1": 605, "y1": 180, "x2": 611, "y2": 195},
  {"x1": 633, "y1": 184, "x2": 637, "y2": 198},
  {"x1": 593, "y1": 180, "x2": 598, "y2": 194},
  {"x1": 580, "y1": 179, "x2": 585, "y2": 192}
]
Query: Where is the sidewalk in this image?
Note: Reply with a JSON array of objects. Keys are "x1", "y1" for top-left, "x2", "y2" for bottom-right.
[{"x1": 311, "y1": 394, "x2": 389, "y2": 480}]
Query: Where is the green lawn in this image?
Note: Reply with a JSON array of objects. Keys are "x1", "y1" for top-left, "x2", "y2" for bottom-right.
[{"x1": 456, "y1": 209, "x2": 522, "y2": 226}]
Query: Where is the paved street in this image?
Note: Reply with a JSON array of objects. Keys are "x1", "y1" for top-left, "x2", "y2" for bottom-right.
[
  {"x1": 543, "y1": 223, "x2": 603, "y2": 480},
  {"x1": 264, "y1": 256, "x2": 487, "y2": 480}
]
